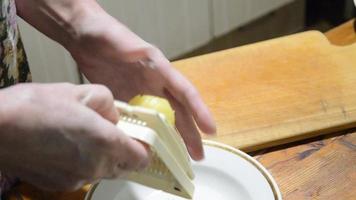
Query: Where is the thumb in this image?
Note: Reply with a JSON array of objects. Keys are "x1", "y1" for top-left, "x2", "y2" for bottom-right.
[{"x1": 74, "y1": 84, "x2": 119, "y2": 124}]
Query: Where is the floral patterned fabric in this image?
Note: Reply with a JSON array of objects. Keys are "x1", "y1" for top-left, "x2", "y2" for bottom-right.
[
  {"x1": 0, "y1": 0, "x2": 31, "y2": 198},
  {"x1": 0, "y1": 0, "x2": 31, "y2": 88}
]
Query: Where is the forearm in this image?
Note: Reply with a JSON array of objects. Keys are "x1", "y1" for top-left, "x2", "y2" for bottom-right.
[{"x1": 15, "y1": 0, "x2": 104, "y2": 49}]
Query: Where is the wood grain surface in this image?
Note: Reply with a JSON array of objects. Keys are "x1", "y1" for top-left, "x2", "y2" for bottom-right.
[
  {"x1": 325, "y1": 20, "x2": 356, "y2": 46},
  {"x1": 255, "y1": 19, "x2": 356, "y2": 200},
  {"x1": 256, "y1": 131, "x2": 356, "y2": 200},
  {"x1": 173, "y1": 28, "x2": 356, "y2": 152}
]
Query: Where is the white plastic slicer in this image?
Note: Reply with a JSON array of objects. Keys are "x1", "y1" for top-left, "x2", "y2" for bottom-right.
[{"x1": 114, "y1": 100, "x2": 195, "y2": 199}]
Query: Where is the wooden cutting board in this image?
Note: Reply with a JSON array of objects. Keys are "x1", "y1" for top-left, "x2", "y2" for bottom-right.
[{"x1": 173, "y1": 30, "x2": 356, "y2": 152}]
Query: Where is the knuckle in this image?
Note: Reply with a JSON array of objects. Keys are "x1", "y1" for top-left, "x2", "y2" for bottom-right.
[
  {"x1": 147, "y1": 44, "x2": 162, "y2": 55},
  {"x1": 58, "y1": 82, "x2": 75, "y2": 88},
  {"x1": 12, "y1": 84, "x2": 42, "y2": 105},
  {"x1": 116, "y1": 161, "x2": 131, "y2": 171},
  {"x1": 117, "y1": 160, "x2": 138, "y2": 172},
  {"x1": 92, "y1": 84, "x2": 114, "y2": 100}
]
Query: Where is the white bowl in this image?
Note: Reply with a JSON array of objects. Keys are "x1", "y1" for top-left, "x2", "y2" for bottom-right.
[{"x1": 86, "y1": 140, "x2": 282, "y2": 200}]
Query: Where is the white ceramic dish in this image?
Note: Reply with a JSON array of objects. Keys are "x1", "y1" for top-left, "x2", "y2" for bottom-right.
[{"x1": 85, "y1": 140, "x2": 282, "y2": 200}]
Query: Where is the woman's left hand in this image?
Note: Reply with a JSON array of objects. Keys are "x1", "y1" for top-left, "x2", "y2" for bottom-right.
[{"x1": 69, "y1": 11, "x2": 216, "y2": 160}]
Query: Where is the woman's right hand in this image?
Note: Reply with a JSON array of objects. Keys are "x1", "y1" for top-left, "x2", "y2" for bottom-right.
[{"x1": 0, "y1": 83, "x2": 149, "y2": 191}]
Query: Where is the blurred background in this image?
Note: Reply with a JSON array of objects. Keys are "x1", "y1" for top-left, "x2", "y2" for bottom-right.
[{"x1": 18, "y1": 0, "x2": 355, "y2": 83}]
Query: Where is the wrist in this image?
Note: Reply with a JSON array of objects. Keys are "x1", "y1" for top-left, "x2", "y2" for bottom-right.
[
  {"x1": 15, "y1": 0, "x2": 105, "y2": 50},
  {"x1": 60, "y1": 1, "x2": 107, "y2": 50}
]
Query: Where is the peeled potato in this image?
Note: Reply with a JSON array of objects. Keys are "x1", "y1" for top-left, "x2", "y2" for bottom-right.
[{"x1": 129, "y1": 95, "x2": 175, "y2": 126}]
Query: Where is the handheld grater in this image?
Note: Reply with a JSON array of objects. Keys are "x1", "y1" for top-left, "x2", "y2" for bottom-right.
[{"x1": 114, "y1": 100, "x2": 195, "y2": 199}]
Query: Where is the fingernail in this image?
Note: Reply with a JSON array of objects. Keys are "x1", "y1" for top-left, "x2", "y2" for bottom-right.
[
  {"x1": 138, "y1": 59, "x2": 156, "y2": 69},
  {"x1": 208, "y1": 130, "x2": 217, "y2": 135},
  {"x1": 207, "y1": 126, "x2": 217, "y2": 135},
  {"x1": 188, "y1": 145, "x2": 204, "y2": 161}
]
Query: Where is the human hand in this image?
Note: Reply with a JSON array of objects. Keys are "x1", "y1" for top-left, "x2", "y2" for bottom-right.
[
  {"x1": 68, "y1": 11, "x2": 216, "y2": 160},
  {"x1": 15, "y1": 0, "x2": 216, "y2": 160},
  {"x1": 0, "y1": 83, "x2": 149, "y2": 191}
]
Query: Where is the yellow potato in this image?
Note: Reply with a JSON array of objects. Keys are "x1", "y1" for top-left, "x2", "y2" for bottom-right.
[{"x1": 129, "y1": 95, "x2": 175, "y2": 126}]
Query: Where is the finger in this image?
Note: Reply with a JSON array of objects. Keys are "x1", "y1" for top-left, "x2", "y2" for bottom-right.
[
  {"x1": 166, "y1": 93, "x2": 204, "y2": 160},
  {"x1": 105, "y1": 126, "x2": 149, "y2": 176},
  {"x1": 153, "y1": 54, "x2": 216, "y2": 134},
  {"x1": 104, "y1": 141, "x2": 150, "y2": 180},
  {"x1": 74, "y1": 84, "x2": 119, "y2": 124},
  {"x1": 107, "y1": 137, "x2": 150, "y2": 179},
  {"x1": 87, "y1": 114, "x2": 150, "y2": 179}
]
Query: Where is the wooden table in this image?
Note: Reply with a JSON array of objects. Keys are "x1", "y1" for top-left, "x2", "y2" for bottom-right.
[
  {"x1": 5, "y1": 20, "x2": 356, "y2": 200},
  {"x1": 255, "y1": 20, "x2": 356, "y2": 200}
]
